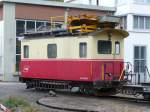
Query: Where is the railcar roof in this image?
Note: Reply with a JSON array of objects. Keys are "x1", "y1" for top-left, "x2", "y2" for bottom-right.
[{"x1": 22, "y1": 28, "x2": 129, "y2": 39}]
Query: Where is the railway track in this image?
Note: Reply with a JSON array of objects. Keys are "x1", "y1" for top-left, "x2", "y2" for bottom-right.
[
  {"x1": 36, "y1": 90, "x2": 150, "y2": 112},
  {"x1": 102, "y1": 95, "x2": 150, "y2": 104}
]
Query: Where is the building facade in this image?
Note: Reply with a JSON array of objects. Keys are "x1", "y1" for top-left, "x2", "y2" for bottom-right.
[
  {"x1": 64, "y1": 0, "x2": 115, "y2": 7},
  {"x1": 116, "y1": 0, "x2": 150, "y2": 84},
  {"x1": 65, "y1": 0, "x2": 150, "y2": 84},
  {"x1": 0, "y1": 0, "x2": 115, "y2": 81}
]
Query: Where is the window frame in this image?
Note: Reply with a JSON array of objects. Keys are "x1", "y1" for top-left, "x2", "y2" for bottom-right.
[
  {"x1": 16, "y1": 20, "x2": 25, "y2": 36},
  {"x1": 23, "y1": 45, "x2": 29, "y2": 58},
  {"x1": 134, "y1": 0, "x2": 150, "y2": 4},
  {"x1": 133, "y1": 15, "x2": 150, "y2": 30},
  {"x1": 134, "y1": 46, "x2": 147, "y2": 73},
  {"x1": 16, "y1": 19, "x2": 63, "y2": 36},
  {"x1": 79, "y1": 42, "x2": 87, "y2": 58},
  {"x1": 97, "y1": 40, "x2": 112, "y2": 54},
  {"x1": 115, "y1": 41, "x2": 120, "y2": 55},
  {"x1": 96, "y1": 0, "x2": 99, "y2": 6},
  {"x1": 26, "y1": 20, "x2": 36, "y2": 33},
  {"x1": 47, "y1": 44, "x2": 57, "y2": 58}
]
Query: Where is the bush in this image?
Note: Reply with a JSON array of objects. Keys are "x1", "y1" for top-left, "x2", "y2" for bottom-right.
[
  {"x1": 3, "y1": 96, "x2": 29, "y2": 109},
  {"x1": 0, "y1": 96, "x2": 29, "y2": 112},
  {"x1": 1, "y1": 96, "x2": 41, "y2": 112}
]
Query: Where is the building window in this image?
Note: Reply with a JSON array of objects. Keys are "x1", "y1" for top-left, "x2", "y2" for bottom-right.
[
  {"x1": 115, "y1": 41, "x2": 120, "y2": 55},
  {"x1": 98, "y1": 40, "x2": 112, "y2": 54},
  {"x1": 134, "y1": 46, "x2": 146, "y2": 73},
  {"x1": 96, "y1": 0, "x2": 99, "y2": 5},
  {"x1": 145, "y1": 17, "x2": 150, "y2": 29},
  {"x1": 16, "y1": 20, "x2": 25, "y2": 36},
  {"x1": 16, "y1": 20, "x2": 63, "y2": 36},
  {"x1": 16, "y1": 38, "x2": 21, "y2": 71},
  {"x1": 79, "y1": 42, "x2": 87, "y2": 58},
  {"x1": 121, "y1": 16, "x2": 127, "y2": 29},
  {"x1": 134, "y1": 0, "x2": 144, "y2": 3},
  {"x1": 26, "y1": 21, "x2": 36, "y2": 33},
  {"x1": 139, "y1": 16, "x2": 144, "y2": 29},
  {"x1": 89, "y1": 0, "x2": 92, "y2": 5},
  {"x1": 23, "y1": 45, "x2": 29, "y2": 58},
  {"x1": 134, "y1": 0, "x2": 150, "y2": 3},
  {"x1": 146, "y1": 0, "x2": 150, "y2": 3},
  {"x1": 133, "y1": 16, "x2": 150, "y2": 29},
  {"x1": 134, "y1": 16, "x2": 139, "y2": 29},
  {"x1": 36, "y1": 22, "x2": 45, "y2": 31},
  {"x1": 47, "y1": 44, "x2": 57, "y2": 58}
]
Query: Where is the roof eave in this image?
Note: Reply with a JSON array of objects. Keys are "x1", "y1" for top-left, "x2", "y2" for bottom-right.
[{"x1": 0, "y1": 0, "x2": 116, "y2": 11}]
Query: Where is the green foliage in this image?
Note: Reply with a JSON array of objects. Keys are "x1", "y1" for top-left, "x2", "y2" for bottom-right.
[
  {"x1": 2, "y1": 96, "x2": 29, "y2": 109},
  {"x1": 0, "y1": 96, "x2": 41, "y2": 112}
]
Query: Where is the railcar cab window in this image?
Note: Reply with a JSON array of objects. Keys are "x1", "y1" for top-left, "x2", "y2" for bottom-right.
[
  {"x1": 23, "y1": 45, "x2": 29, "y2": 58},
  {"x1": 98, "y1": 40, "x2": 112, "y2": 54},
  {"x1": 79, "y1": 42, "x2": 87, "y2": 58},
  {"x1": 47, "y1": 44, "x2": 57, "y2": 58},
  {"x1": 115, "y1": 41, "x2": 120, "y2": 55}
]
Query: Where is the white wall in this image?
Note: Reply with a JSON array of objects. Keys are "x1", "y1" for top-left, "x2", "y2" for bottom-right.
[
  {"x1": 0, "y1": 20, "x2": 4, "y2": 80},
  {"x1": 3, "y1": 3, "x2": 16, "y2": 81},
  {"x1": 99, "y1": 0, "x2": 115, "y2": 7},
  {"x1": 64, "y1": 0, "x2": 115, "y2": 7},
  {"x1": 124, "y1": 32, "x2": 150, "y2": 82},
  {"x1": 116, "y1": 0, "x2": 150, "y2": 15},
  {"x1": 130, "y1": 4, "x2": 150, "y2": 15},
  {"x1": 115, "y1": 0, "x2": 150, "y2": 83}
]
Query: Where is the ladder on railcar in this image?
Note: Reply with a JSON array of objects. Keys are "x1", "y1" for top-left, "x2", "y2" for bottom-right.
[
  {"x1": 122, "y1": 62, "x2": 150, "y2": 100},
  {"x1": 124, "y1": 62, "x2": 150, "y2": 85}
]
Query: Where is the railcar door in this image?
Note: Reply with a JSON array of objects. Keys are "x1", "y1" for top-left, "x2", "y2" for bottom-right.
[{"x1": 102, "y1": 62, "x2": 114, "y2": 81}]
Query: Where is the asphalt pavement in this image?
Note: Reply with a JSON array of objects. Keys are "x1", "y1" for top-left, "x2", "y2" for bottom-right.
[{"x1": 0, "y1": 82, "x2": 150, "y2": 112}]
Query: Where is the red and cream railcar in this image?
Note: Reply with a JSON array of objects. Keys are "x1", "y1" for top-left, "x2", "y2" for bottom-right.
[
  {"x1": 20, "y1": 30, "x2": 128, "y2": 92},
  {"x1": 20, "y1": 16, "x2": 129, "y2": 94}
]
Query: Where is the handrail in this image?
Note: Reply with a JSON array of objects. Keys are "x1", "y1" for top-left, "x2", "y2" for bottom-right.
[
  {"x1": 123, "y1": 62, "x2": 150, "y2": 84},
  {"x1": 119, "y1": 68, "x2": 125, "y2": 81},
  {"x1": 145, "y1": 66, "x2": 150, "y2": 79}
]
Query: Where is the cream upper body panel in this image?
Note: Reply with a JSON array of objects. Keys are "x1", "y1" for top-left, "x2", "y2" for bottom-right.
[{"x1": 21, "y1": 32, "x2": 125, "y2": 60}]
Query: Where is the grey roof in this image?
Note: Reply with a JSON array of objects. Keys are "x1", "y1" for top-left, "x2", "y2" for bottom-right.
[{"x1": 0, "y1": 0, "x2": 116, "y2": 11}]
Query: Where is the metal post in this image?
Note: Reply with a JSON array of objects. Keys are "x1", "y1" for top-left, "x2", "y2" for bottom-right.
[
  {"x1": 50, "y1": 18, "x2": 53, "y2": 35},
  {"x1": 64, "y1": 8, "x2": 69, "y2": 29}
]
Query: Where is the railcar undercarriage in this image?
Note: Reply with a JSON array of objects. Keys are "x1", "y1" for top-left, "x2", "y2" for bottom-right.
[{"x1": 20, "y1": 77, "x2": 124, "y2": 95}]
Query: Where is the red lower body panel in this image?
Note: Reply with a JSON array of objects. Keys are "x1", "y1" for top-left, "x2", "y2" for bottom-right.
[{"x1": 20, "y1": 59, "x2": 124, "y2": 82}]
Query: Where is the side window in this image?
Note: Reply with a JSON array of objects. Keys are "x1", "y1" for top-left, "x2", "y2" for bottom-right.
[
  {"x1": 115, "y1": 41, "x2": 120, "y2": 55},
  {"x1": 47, "y1": 44, "x2": 57, "y2": 58},
  {"x1": 23, "y1": 45, "x2": 29, "y2": 58},
  {"x1": 79, "y1": 42, "x2": 87, "y2": 58},
  {"x1": 97, "y1": 40, "x2": 112, "y2": 54}
]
